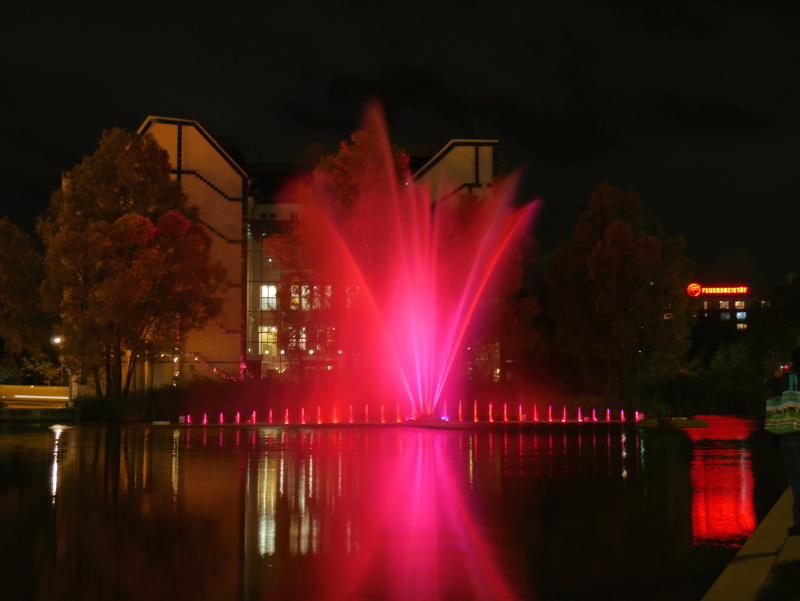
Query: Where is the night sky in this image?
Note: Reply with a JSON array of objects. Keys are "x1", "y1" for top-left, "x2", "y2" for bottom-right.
[{"x1": 2, "y1": 0, "x2": 798, "y2": 291}]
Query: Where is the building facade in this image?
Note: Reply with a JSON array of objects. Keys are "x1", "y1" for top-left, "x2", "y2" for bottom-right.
[
  {"x1": 129, "y1": 117, "x2": 498, "y2": 384},
  {"x1": 136, "y1": 117, "x2": 249, "y2": 385},
  {"x1": 687, "y1": 282, "x2": 755, "y2": 353}
]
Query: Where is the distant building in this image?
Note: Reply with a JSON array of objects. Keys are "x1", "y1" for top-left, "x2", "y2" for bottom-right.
[{"x1": 687, "y1": 282, "x2": 754, "y2": 354}]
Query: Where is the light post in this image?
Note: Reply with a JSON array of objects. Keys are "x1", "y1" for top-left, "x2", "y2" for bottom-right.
[{"x1": 51, "y1": 336, "x2": 65, "y2": 387}]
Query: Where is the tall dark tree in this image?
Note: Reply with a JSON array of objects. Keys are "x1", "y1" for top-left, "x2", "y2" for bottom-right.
[
  {"x1": 0, "y1": 217, "x2": 55, "y2": 383},
  {"x1": 0, "y1": 217, "x2": 48, "y2": 353},
  {"x1": 545, "y1": 182, "x2": 695, "y2": 402},
  {"x1": 39, "y1": 129, "x2": 226, "y2": 398}
]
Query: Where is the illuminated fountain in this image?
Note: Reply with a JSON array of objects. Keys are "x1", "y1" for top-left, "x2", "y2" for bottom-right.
[{"x1": 291, "y1": 105, "x2": 537, "y2": 420}]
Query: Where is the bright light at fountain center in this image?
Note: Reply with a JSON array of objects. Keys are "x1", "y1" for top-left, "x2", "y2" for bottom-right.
[{"x1": 295, "y1": 104, "x2": 538, "y2": 419}]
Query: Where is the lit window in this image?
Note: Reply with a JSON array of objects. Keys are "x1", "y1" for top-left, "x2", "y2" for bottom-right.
[
  {"x1": 703, "y1": 301, "x2": 710, "y2": 310},
  {"x1": 310, "y1": 285, "x2": 332, "y2": 310},
  {"x1": 258, "y1": 326, "x2": 278, "y2": 355},
  {"x1": 719, "y1": 301, "x2": 730, "y2": 309},
  {"x1": 721, "y1": 312, "x2": 731, "y2": 320},
  {"x1": 761, "y1": 300, "x2": 771, "y2": 308},
  {"x1": 290, "y1": 285, "x2": 311, "y2": 310},
  {"x1": 260, "y1": 285, "x2": 277, "y2": 310},
  {"x1": 734, "y1": 301, "x2": 745, "y2": 310},
  {"x1": 293, "y1": 328, "x2": 307, "y2": 350},
  {"x1": 663, "y1": 312, "x2": 673, "y2": 320},
  {"x1": 737, "y1": 323, "x2": 747, "y2": 330},
  {"x1": 736, "y1": 311, "x2": 747, "y2": 320}
]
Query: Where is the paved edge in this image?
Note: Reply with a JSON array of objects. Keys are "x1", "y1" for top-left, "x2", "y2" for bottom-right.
[{"x1": 701, "y1": 487, "x2": 793, "y2": 601}]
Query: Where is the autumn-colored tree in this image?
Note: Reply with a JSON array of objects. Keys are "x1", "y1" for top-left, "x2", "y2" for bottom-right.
[
  {"x1": 315, "y1": 127, "x2": 411, "y2": 278},
  {"x1": 545, "y1": 183, "x2": 694, "y2": 402},
  {"x1": 39, "y1": 129, "x2": 226, "y2": 398}
]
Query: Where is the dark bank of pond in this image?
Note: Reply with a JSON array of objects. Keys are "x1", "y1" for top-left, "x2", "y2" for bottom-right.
[{"x1": 0, "y1": 416, "x2": 788, "y2": 601}]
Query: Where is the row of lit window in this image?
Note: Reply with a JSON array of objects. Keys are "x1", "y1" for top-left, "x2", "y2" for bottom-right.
[
  {"x1": 257, "y1": 325, "x2": 336, "y2": 354},
  {"x1": 700, "y1": 311, "x2": 748, "y2": 322},
  {"x1": 260, "y1": 284, "x2": 359, "y2": 311},
  {"x1": 705, "y1": 311, "x2": 748, "y2": 320},
  {"x1": 704, "y1": 300, "x2": 746, "y2": 310}
]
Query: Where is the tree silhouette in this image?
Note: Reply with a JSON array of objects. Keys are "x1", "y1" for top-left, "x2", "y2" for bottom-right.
[{"x1": 546, "y1": 182, "x2": 694, "y2": 402}]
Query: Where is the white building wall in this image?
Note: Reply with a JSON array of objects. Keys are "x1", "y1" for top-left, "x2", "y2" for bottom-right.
[
  {"x1": 139, "y1": 117, "x2": 247, "y2": 382},
  {"x1": 413, "y1": 140, "x2": 497, "y2": 202}
]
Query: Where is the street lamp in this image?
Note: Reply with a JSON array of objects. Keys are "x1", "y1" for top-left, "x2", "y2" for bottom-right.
[{"x1": 51, "y1": 336, "x2": 65, "y2": 387}]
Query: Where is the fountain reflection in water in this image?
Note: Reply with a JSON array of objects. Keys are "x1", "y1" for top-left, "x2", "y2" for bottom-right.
[{"x1": 8, "y1": 418, "x2": 775, "y2": 601}]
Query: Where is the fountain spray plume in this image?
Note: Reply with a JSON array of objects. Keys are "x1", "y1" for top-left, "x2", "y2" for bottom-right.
[{"x1": 282, "y1": 103, "x2": 538, "y2": 419}]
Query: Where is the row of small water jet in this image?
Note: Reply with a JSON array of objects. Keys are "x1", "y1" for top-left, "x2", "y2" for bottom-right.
[
  {"x1": 177, "y1": 404, "x2": 643, "y2": 425},
  {"x1": 448, "y1": 401, "x2": 642, "y2": 423}
]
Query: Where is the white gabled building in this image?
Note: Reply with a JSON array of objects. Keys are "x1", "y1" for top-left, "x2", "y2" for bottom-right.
[
  {"x1": 125, "y1": 118, "x2": 499, "y2": 384},
  {"x1": 137, "y1": 117, "x2": 248, "y2": 384}
]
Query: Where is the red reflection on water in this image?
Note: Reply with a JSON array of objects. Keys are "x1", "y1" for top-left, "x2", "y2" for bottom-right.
[
  {"x1": 686, "y1": 415, "x2": 757, "y2": 547},
  {"x1": 320, "y1": 431, "x2": 519, "y2": 601}
]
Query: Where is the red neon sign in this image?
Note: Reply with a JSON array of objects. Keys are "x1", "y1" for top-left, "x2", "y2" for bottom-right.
[{"x1": 687, "y1": 283, "x2": 748, "y2": 296}]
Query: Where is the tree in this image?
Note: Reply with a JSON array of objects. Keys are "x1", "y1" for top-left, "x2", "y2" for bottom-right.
[
  {"x1": 263, "y1": 128, "x2": 410, "y2": 374},
  {"x1": 0, "y1": 218, "x2": 49, "y2": 353},
  {"x1": 315, "y1": 127, "x2": 411, "y2": 280},
  {"x1": 39, "y1": 129, "x2": 226, "y2": 398},
  {"x1": 0, "y1": 218, "x2": 55, "y2": 383},
  {"x1": 545, "y1": 183, "x2": 695, "y2": 402}
]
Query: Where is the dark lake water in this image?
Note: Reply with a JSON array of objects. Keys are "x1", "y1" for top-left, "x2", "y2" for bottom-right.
[{"x1": 0, "y1": 417, "x2": 788, "y2": 601}]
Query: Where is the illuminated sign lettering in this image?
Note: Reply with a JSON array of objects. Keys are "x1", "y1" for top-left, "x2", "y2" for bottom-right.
[{"x1": 686, "y1": 283, "x2": 749, "y2": 296}]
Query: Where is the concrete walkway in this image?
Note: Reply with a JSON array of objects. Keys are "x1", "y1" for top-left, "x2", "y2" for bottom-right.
[{"x1": 702, "y1": 487, "x2": 800, "y2": 601}]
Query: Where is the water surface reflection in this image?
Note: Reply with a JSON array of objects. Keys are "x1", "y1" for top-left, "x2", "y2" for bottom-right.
[{"x1": 0, "y1": 420, "x2": 786, "y2": 601}]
